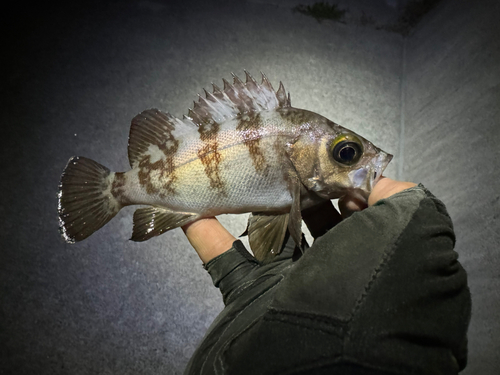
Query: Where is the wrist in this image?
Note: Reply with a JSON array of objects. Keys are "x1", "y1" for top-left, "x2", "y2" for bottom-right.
[{"x1": 182, "y1": 218, "x2": 236, "y2": 263}]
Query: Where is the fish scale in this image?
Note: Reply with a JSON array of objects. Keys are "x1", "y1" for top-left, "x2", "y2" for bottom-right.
[{"x1": 58, "y1": 72, "x2": 392, "y2": 262}]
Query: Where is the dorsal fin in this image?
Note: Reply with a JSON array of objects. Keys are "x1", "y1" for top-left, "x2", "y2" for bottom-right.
[
  {"x1": 187, "y1": 71, "x2": 291, "y2": 126},
  {"x1": 128, "y1": 108, "x2": 192, "y2": 169},
  {"x1": 128, "y1": 73, "x2": 291, "y2": 167}
]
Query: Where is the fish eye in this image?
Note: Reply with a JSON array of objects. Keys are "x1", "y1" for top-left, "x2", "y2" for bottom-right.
[{"x1": 331, "y1": 134, "x2": 363, "y2": 166}]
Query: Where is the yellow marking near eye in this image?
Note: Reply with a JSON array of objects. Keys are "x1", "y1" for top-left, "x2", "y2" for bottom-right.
[{"x1": 331, "y1": 133, "x2": 363, "y2": 150}]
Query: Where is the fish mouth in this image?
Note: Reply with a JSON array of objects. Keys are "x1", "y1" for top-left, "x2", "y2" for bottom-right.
[
  {"x1": 371, "y1": 151, "x2": 393, "y2": 189},
  {"x1": 347, "y1": 151, "x2": 393, "y2": 195}
]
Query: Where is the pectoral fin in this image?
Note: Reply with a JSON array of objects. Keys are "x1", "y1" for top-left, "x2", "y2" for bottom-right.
[
  {"x1": 288, "y1": 173, "x2": 304, "y2": 251},
  {"x1": 131, "y1": 207, "x2": 199, "y2": 241},
  {"x1": 247, "y1": 212, "x2": 289, "y2": 263},
  {"x1": 246, "y1": 172, "x2": 305, "y2": 262}
]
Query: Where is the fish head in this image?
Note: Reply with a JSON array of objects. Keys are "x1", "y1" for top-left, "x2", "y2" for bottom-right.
[{"x1": 288, "y1": 114, "x2": 393, "y2": 202}]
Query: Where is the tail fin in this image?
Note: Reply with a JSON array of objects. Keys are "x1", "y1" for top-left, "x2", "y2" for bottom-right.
[{"x1": 58, "y1": 156, "x2": 121, "y2": 243}]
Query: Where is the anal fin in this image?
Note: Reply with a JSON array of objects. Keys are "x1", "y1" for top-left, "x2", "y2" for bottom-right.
[
  {"x1": 247, "y1": 212, "x2": 289, "y2": 264},
  {"x1": 131, "y1": 206, "x2": 199, "y2": 242}
]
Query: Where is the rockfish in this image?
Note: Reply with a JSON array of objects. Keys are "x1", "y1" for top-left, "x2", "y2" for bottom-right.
[{"x1": 58, "y1": 72, "x2": 392, "y2": 262}]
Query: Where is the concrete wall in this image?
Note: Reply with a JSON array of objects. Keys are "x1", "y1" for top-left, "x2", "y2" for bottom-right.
[
  {"x1": 403, "y1": 0, "x2": 500, "y2": 373},
  {"x1": 1, "y1": 1, "x2": 402, "y2": 373}
]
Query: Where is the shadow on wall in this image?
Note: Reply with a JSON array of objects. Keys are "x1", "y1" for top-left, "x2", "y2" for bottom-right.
[{"x1": 293, "y1": 0, "x2": 442, "y2": 35}]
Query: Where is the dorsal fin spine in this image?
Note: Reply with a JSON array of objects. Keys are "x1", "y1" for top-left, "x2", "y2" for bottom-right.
[
  {"x1": 184, "y1": 72, "x2": 291, "y2": 126},
  {"x1": 199, "y1": 94, "x2": 227, "y2": 121},
  {"x1": 236, "y1": 79, "x2": 261, "y2": 110},
  {"x1": 276, "y1": 81, "x2": 289, "y2": 108},
  {"x1": 223, "y1": 78, "x2": 252, "y2": 114},
  {"x1": 259, "y1": 72, "x2": 277, "y2": 109},
  {"x1": 212, "y1": 83, "x2": 222, "y2": 94},
  {"x1": 222, "y1": 78, "x2": 233, "y2": 91},
  {"x1": 232, "y1": 72, "x2": 244, "y2": 86},
  {"x1": 261, "y1": 72, "x2": 273, "y2": 90},
  {"x1": 220, "y1": 90, "x2": 237, "y2": 118},
  {"x1": 204, "y1": 90, "x2": 231, "y2": 121},
  {"x1": 245, "y1": 70, "x2": 257, "y2": 85}
]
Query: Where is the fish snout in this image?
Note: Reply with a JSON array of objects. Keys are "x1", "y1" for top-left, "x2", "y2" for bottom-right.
[
  {"x1": 371, "y1": 151, "x2": 393, "y2": 188},
  {"x1": 348, "y1": 151, "x2": 393, "y2": 193}
]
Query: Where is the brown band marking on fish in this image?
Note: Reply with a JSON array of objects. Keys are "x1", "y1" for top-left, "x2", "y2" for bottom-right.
[
  {"x1": 138, "y1": 131, "x2": 180, "y2": 196},
  {"x1": 197, "y1": 120, "x2": 226, "y2": 193},
  {"x1": 277, "y1": 107, "x2": 315, "y2": 128},
  {"x1": 111, "y1": 172, "x2": 131, "y2": 205},
  {"x1": 236, "y1": 112, "x2": 268, "y2": 175}
]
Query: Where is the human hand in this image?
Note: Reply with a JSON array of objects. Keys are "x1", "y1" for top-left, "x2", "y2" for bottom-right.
[
  {"x1": 338, "y1": 177, "x2": 417, "y2": 218},
  {"x1": 367, "y1": 177, "x2": 417, "y2": 206},
  {"x1": 182, "y1": 217, "x2": 236, "y2": 264}
]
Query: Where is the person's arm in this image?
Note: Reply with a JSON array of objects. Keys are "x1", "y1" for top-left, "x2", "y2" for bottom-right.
[
  {"x1": 268, "y1": 181, "x2": 470, "y2": 373},
  {"x1": 184, "y1": 179, "x2": 470, "y2": 374}
]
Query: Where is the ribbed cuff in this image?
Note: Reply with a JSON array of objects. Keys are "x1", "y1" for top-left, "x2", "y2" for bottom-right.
[{"x1": 205, "y1": 240, "x2": 260, "y2": 303}]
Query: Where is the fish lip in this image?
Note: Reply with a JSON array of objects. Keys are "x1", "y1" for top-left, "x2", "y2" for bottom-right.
[
  {"x1": 370, "y1": 151, "x2": 393, "y2": 190},
  {"x1": 347, "y1": 151, "x2": 393, "y2": 194},
  {"x1": 348, "y1": 167, "x2": 370, "y2": 190}
]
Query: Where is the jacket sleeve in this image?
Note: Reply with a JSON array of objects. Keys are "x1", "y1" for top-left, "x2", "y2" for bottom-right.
[
  {"x1": 187, "y1": 185, "x2": 471, "y2": 374},
  {"x1": 204, "y1": 240, "x2": 260, "y2": 305},
  {"x1": 345, "y1": 185, "x2": 472, "y2": 372},
  {"x1": 205, "y1": 231, "x2": 299, "y2": 305},
  {"x1": 269, "y1": 184, "x2": 471, "y2": 373}
]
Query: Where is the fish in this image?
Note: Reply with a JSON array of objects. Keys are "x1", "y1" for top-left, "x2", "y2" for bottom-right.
[{"x1": 58, "y1": 71, "x2": 392, "y2": 262}]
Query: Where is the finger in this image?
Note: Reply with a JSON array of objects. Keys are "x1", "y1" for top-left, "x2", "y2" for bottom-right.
[
  {"x1": 302, "y1": 200, "x2": 343, "y2": 239},
  {"x1": 368, "y1": 177, "x2": 417, "y2": 206},
  {"x1": 182, "y1": 217, "x2": 236, "y2": 264},
  {"x1": 338, "y1": 195, "x2": 368, "y2": 218}
]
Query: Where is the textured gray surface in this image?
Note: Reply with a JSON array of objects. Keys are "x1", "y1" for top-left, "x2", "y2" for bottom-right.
[
  {"x1": 1, "y1": 0, "x2": 498, "y2": 373},
  {"x1": 1, "y1": 1, "x2": 402, "y2": 374},
  {"x1": 403, "y1": 0, "x2": 500, "y2": 373}
]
